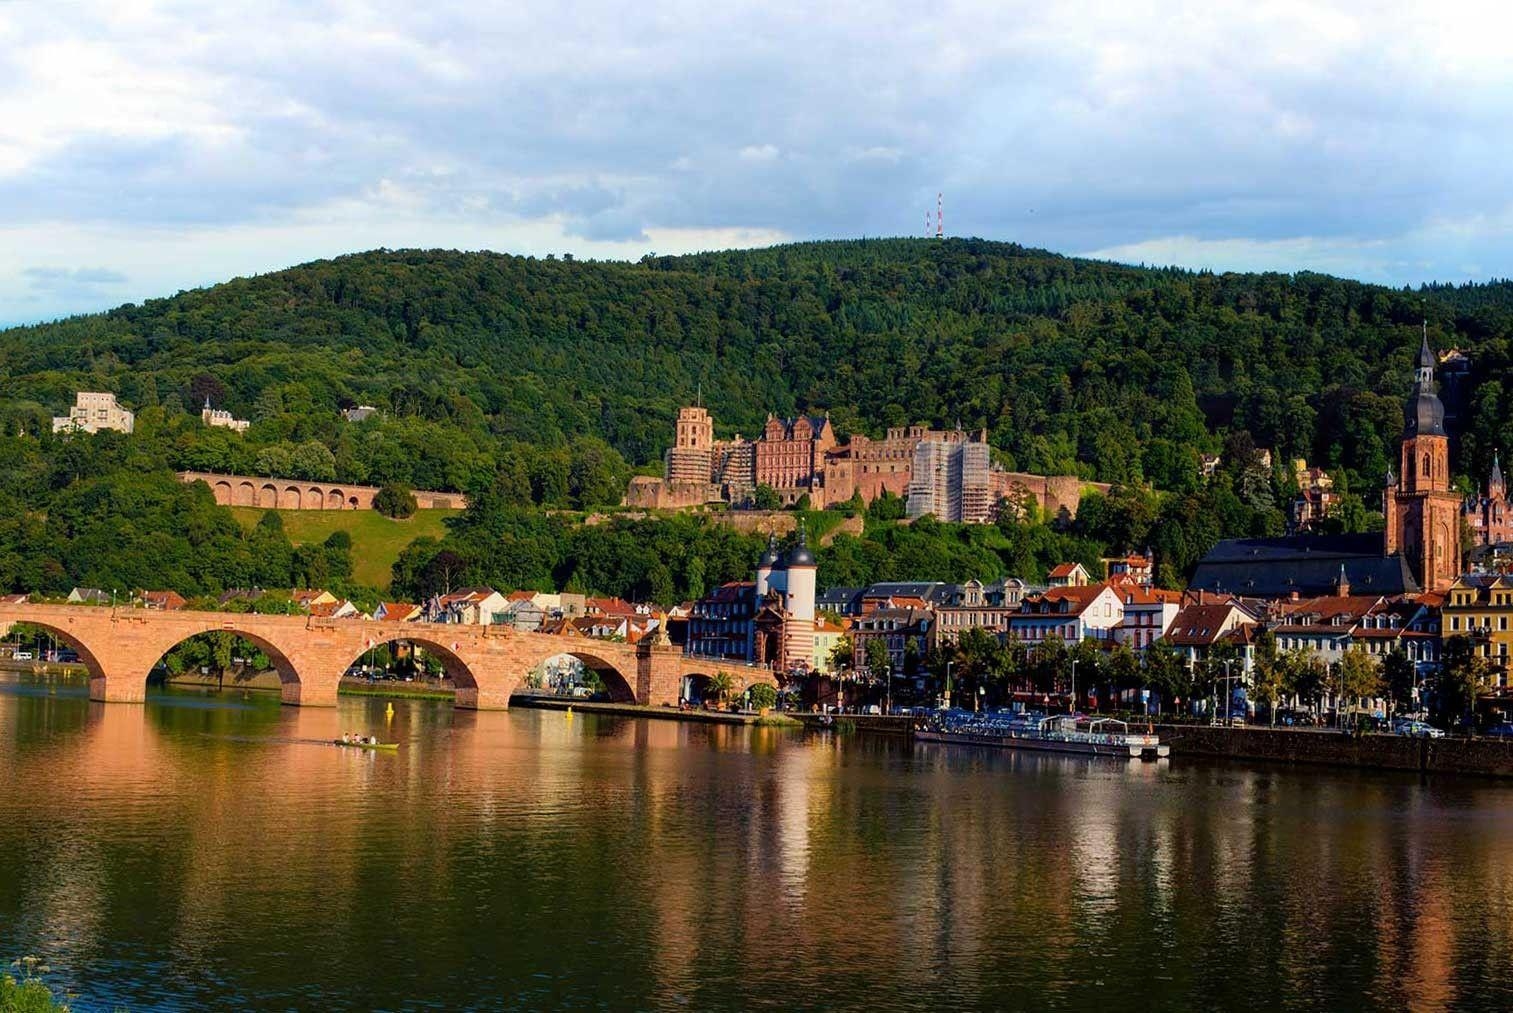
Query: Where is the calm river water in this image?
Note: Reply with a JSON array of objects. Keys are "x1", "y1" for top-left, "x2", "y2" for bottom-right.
[{"x1": 3, "y1": 673, "x2": 1513, "y2": 1011}]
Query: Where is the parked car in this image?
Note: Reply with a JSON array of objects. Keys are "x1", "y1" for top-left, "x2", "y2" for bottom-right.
[
  {"x1": 1484, "y1": 723, "x2": 1513, "y2": 739},
  {"x1": 13, "y1": 651, "x2": 32, "y2": 661},
  {"x1": 1393, "y1": 719, "x2": 1444, "y2": 739}
]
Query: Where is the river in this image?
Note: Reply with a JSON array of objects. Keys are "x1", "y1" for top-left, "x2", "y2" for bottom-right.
[{"x1": 2, "y1": 673, "x2": 1513, "y2": 1011}]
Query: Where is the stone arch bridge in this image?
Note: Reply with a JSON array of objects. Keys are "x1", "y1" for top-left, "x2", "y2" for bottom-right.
[{"x1": 0, "y1": 602, "x2": 773, "y2": 708}]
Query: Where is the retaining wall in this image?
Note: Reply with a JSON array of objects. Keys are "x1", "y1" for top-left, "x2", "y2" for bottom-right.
[{"x1": 1153, "y1": 723, "x2": 1513, "y2": 778}]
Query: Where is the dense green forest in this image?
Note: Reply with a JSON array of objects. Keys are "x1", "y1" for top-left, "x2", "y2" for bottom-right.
[{"x1": 1, "y1": 237, "x2": 1511, "y2": 601}]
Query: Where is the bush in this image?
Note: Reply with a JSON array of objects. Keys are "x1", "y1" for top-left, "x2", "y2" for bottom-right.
[
  {"x1": 748, "y1": 683, "x2": 778, "y2": 710},
  {"x1": 2, "y1": 962, "x2": 69, "y2": 1012},
  {"x1": 372, "y1": 483, "x2": 418, "y2": 519}
]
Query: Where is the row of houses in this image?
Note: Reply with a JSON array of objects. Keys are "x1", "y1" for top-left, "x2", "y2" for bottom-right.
[{"x1": 793, "y1": 556, "x2": 1449, "y2": 689}]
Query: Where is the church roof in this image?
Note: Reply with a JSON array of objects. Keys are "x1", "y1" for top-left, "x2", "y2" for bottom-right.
[
  {"x1": 1190, "y1": 534, "x2": 1418, "y2": 599},
  {"x1": 1418, "y1": 330, "x2": 1436, "y2": 368},
  {"x1": 1406, "y1": 390, "x2": 1447, "y2": 437},
  {"x1": 1406, "y1": 331, "x2": 1447, "y2": 437}
]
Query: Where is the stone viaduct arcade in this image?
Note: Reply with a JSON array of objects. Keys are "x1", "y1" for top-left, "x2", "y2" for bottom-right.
[{"x1": 0, "y1": 602, "x2": 774, "y2": 709}]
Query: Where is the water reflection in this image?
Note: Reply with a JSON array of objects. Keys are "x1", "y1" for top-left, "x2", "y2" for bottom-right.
[{"x1": 3, "y1": 674, "x2": 1513, "y2": 1010}]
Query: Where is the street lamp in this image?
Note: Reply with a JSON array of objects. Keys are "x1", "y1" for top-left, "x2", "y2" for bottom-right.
[
  {"x1": 943, "y1": 661, "x2": 953, "y2": 710},
  {"x1": 884, "y1": 664, "x2": 892, "y2": 716},
  {"x1": 1070, "y1": 659, "x2": 1078, "y2": 714}
]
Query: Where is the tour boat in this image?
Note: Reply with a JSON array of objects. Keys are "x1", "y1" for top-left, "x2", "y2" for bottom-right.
[
  {"x1": 916, "y1": 712, "x2": 1169, "y2": 760},
  {"x1": 333, "y1": 738, "x2": 399, "y2": 751}
]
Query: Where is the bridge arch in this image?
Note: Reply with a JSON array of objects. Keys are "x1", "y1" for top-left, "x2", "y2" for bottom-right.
[
  {"x1": 549, "y1": 649, "x2": 638, "y2": 704},
  {"x1": 139, "y1": 627, "x2": 304, "y2": 703},
  {"x1": 1, "y1": 619, "x2": 109, "y2": 689}
]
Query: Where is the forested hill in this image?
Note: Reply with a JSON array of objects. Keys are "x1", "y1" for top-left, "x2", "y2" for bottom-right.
[{"x1": 3, "y1": 238, "x2": 1512, "y2": 500}]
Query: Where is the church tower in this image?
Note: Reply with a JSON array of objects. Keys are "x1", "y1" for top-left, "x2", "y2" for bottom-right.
[{"x1": 1384, "y1": 329, "x2": 1461, "y2": 591}]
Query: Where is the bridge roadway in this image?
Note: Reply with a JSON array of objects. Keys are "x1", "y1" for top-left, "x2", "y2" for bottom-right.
[{"x1": 0, "y1": 602, "x2": 774, "y2": 708}]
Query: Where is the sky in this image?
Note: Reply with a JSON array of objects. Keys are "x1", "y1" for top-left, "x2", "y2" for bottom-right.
[{"x1": 3, "y1": 0, "x2": 1513, "y2": 324}]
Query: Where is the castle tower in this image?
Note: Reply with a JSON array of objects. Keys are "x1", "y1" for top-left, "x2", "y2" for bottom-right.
[
  {"x1": 1385, "y1": 330, "x2": 1461, "y2": 591},
  {"x1": 781, "y1": 528, "x2": 818, "y2": 671},
  {"x1": 754, "y1": 533, "x2": 779, "y2": 598},
  {"x1": 666, "y1": 406, "x2": 716, "y2": 484}
]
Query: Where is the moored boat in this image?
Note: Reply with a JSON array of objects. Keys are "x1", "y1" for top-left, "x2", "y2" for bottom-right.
[{"x1": 916, "y1": 712, "x2": 1168, "y2": 760}]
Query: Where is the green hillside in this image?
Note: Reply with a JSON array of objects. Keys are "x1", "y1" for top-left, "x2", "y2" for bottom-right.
[
  {"x1": 4, "y1": 239, "x2": 1511, "y2": 497},
  {"x1": 226, "y1": 508, "x2": 458, "y2": 590},
  {"x1": 2, "y1": 238, "x2": 1512, "y2": 601}
]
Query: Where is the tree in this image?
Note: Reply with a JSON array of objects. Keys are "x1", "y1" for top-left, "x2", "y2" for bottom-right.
[
  {"x1": 1247, "y1": 629, "x2": 1283, "y2": 725},
  {"x1": 868, "y1": 488, "x2": 907, "y2": 522},
  {"x1": 864, "y1": 637, "x2": 890, "y2": 676},
  {"x1": 1382, "y1": 648, "x2": 1417, "y2": 715},
  {"x1": 1143, "y1": 638, "x2": 1188, "y2": 715},
  {"x1": 1108, "y1": 643, "x2": 1142, "y2": 709},
  {"x1": 1438, "y1": 635, "x2": 1493, "y2": 729},
  {"x1": 1337, "y1": 648, "x2": 1383, "y2": 727},
  {"x1": 828, "y1": 635, "x2": 853, "y2": 673},
  {"x1": 707, "y1": 671, "x2": 734, "y2": 706},
  {"x1": 950, "y1": 627, "x2": 1005, "y2": 707},
  {"x1": 748, "y1": 683, "x2": 777, "y2": 710},
  {"x1": 373, "y1": 483, "x2": 417, "y2": 519},
  {"x1": 752, "y1": 484, "x2": 782, "y2": 511}
]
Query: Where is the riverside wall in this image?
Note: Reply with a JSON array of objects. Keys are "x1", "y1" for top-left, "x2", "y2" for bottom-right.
[{"x1": 1153, "y1": 723, "x2": 1513, "y2": 778}]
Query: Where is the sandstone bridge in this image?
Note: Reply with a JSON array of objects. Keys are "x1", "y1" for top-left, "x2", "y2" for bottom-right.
[{"x1": 0, "y1": 602, "x2": 775, "y2": 708}]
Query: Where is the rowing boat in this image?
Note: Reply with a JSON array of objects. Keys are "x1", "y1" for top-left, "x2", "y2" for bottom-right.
[{"x1": 333, "y1": 739, "x2": 399, "y2": 751}]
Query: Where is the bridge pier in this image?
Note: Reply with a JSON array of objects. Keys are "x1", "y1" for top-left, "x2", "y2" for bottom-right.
[
  {"x1": 281, "y1": 679, "x2": 338, "y2": 707},
  {"x1": 89, "y1": 674, "x2": 146, "y2": 704},
  {"x1": 454, "y1": 685, "x2": 512, "y2": 710}
]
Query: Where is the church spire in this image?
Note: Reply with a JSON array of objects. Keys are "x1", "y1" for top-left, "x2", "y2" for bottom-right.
[
  {"x1": 1492, "y1": 450, "x2": 1504, "y2": 496},
  {"x1": 1406, "y1": 326, "x2": 1446, "y2": 437},
  {"x1": 1417, "y1": 322, "x2": 1436, "y2": 385}
]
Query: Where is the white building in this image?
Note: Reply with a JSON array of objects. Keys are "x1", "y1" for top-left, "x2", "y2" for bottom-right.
[
  {"x1": 1113, "y1": 583, "x2": 1184, "y2": 652},
  {"x1": 202, "y1": 399, "x2": 250, "y2": 433},
  {"x1": 1007, "y1": 583, "x2": 1127, "y2": 647},
  {"x1": 53, "y1": 392, "x2": 134, "y2": 435},
  {"x1": 752, "y1": 532, "x2": 818, "y2": 671}
]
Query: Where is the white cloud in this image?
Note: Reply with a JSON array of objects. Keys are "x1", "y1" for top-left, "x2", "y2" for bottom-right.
[{"x1": 2, "y1": 0, "x2": 1512, "y2": 322}]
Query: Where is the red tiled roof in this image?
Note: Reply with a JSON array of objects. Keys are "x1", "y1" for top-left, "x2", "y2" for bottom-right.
[
  {"x1": 1166, "y1": 603, "x2": 1250, "y2": 646},
  {"x1": 1048, "y1": 563, "x2": 1081, "y2": 578}
]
